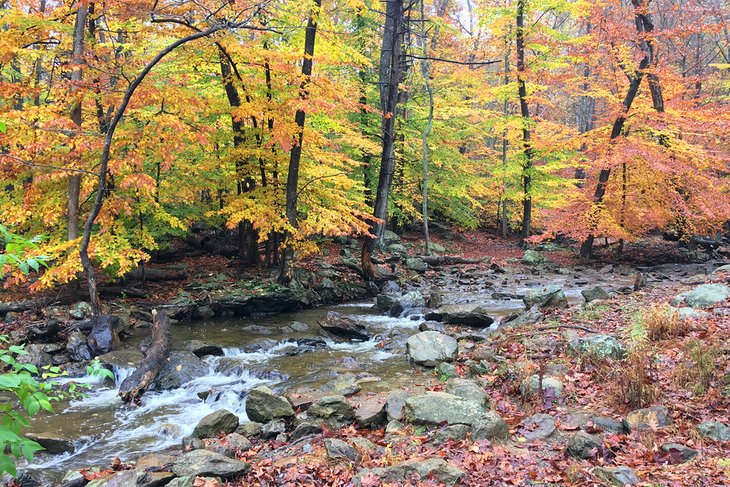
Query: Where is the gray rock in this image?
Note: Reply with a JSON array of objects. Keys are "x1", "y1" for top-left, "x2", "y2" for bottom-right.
[
  {"x1": 84, "y1": 470, "x2": 137, "y2": 486},
  {"x1": 431, "y1": 424, "x2": 470, "y2": 443},
  {"x1": 192, "y1": 409, "x2": 240, "y2": 439},
  {"x1": 377, "y1": 291, "x2": 424, "y2": 317},
  {"x1": 24, "y1": 432, "x2": 74, "y2": 454},
  {"x1": 568, "y1": 334, "x2": 627, "y2": 360},
  {"x1": 673, "y1": 283, "x2": 730, "y2": 309},
  {"x1": 136, "y1": 471, "x2": 176, "y2": 487},
  {"x1": 521, "y1": 250, "x2": 546, "y2": 266},
  {"x1": 502, "y1": 305, "x2": 544, "y2": 327},
  {"x1": 237, "y1": 421, "x2": 263, "y2": 438},
  {"x1": 245, "y1": 386, "x2": 295, "y2": 423},
  {"x1": 288, "y1": 321, "x2": 311, "y2": 333},
  {"x1": 566, "y1": 413, "x2": 627, "y2": 434},
  {"x1": 385, "y1": 390, "x2": 408, "y2": 421},
  {"x1": 165, "y1": 477, "x2": 198, "y2": 487},
  {"x1": 471, "y1": 411, "x2": 509, "y2": 440},
  {"x1": 307, "y1": 395, "x2": 354, "y2": 428},
  {"x1": 445, "y1": 379, "x2": 488, "y2": 405},
  {"x1": 354, "y1": 458, "x2": 464, "y2": 486},
  {"x1": 184, "y1": 340, "x2": 223, "y2": 357},
  {"x1": 405, "y1": 392, "x2": 485, "y2": 426},
  {"x1": 406, "y1": 331, "x2": 458, "y2": 367},
  {"x1": 154, "y1": 352, "x2": 207, "y2": 390},
  {"x1": 427, "y1": 242, "x2": 446, "y2": 254},
  {"x1": 260, "y1": 419, "x2": 286, "y2": 439},
  {"x1": 581, "y1": 286, "x2": 610, "y2": 302},
  {"x1": 354, "y1": 397, "x2": 387, "y2": 428},
  {"x1": 16, "y1": 344, "x2": 53, "y2": 368},
  {"x1": 697, "y1": 421, "x2": 730, "y2": 441},
  {"x1": 405, "y1": 258, "x2": 428, "y2": 273},
  {"x1": 624, "y1": 405, "x2": 672, "y2": 431},
  {"x1": 520, "y1": 375, "x2": 564, "y2": 398},
  {"x1": 324, "y1": 438, "x2": 361, "y2": 463},
  {"x1": 66, "y1": 330, "x2": 93, "y2": 362},
  {"x1": 386, "y1": 243, "x2": 407, "y2": 255},
  {"x1": 385, "y1": 420, "x2": 404, "y2": 433},
  {"x1": 182, "y1": 436, "x2": 204, "y2": 451},
  {"x1": 383, "y1": 230, "x2": 401, "y2": 246},
  {"x1": 523, "y1": 286, "x2": 567, "y2": 309},
  {"x1": 425, "y1": 304, "x2": 495, "y2": 327},
  {"x1": 193, "y1": 305, "x2": 215, "y2": 319},
  {"x1": 519, "y1": 413, "x2": 556, "y2": 441},
  {"x1": 289, "y1": 422, "x2": 322, "y2": 441},
  {"x1": 593, "y1": 466, "x2": 639, "y2": 486},
  {"x1": 712, "y1": 264, "x2": 730, "y2": 274},
  {"x1": 69, "y1": 302, "x2": 93, "y2": 320},
  {"x1": 675, "y1": 306, "x2": 711, "y2": 320},
  {"x1": 206, "y1": 433, "x2": 251, "y2": 457},
  {"x1": 435, "y1": 361, "x2": 457, "y2": 379},
  {"x1": 172, "y1": 449, "x2": 250, "y2": 477},
  {"x1": 660, "y1": 443, "x2": 698, "y2": 462},
  {"x1": 567, "y1": 430, "x2": 601, "y2": 459},
  {"x1": 86, "y1": 315, "x2": 122, "y2": 356},
  {"x1": 322, "y1": 374, "x2": 361, "y2": 397},
  {"x1": 419, "y1": 320, "x2": 446, "y2": 333},
  {"x1": 318, "y1": 311, "x2": 370, "y2": 341}
]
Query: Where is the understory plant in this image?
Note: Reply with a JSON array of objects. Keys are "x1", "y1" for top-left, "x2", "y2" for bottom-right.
[{"x1": 612, "y1": 318, "x2": 658, "y2": 408}]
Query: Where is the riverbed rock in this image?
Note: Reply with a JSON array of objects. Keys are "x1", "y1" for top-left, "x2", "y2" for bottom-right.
[
  {"x1": 16, "y1": 344, "x2": 53, "y2": 368},
  {"x1": 354, "y1": 397, "x2": 387, "y2": 428},
  {"x1": 354, "y1": 458, "x2": 464, "y2": 486},
  {"x1": 582, "y1": 286, "x2": 610, "y2": 302},
  {"x1": 172, "y1": 449, "x2": 250, "y2": 477},
  {"x1": 207, "y1": 433, "x2": 252, "y2": 457},
  {"x1": 324, "y1": 438, "x2": 361, "y2": 463},
  {"x1": 260, "y1": 419, "x2": 286, "y2": 439},
  {"x1": 593, "y1": 466, "x2": 639, "y2": 486},
  {"x1": 307, "y1": 395, "x2": 354, "y2": 428},
  {"x1": 673, "y1": 283, "x2": 730, "y2": 309},
  {"x1": 445, "y1": 378, "x2": 488, "y2": 405},
  {"x1": 523, "y1": 286, "x2": 568, "y2": 309},
  {"x1": 289, "y1": 422, "x2": 322, "y2": 441},
  {"x1": 69, "y1": 301, "x2": 94, "y2": 320},
  {"x1": 385, "y1": 390, "x2": 408, "y2": 421},
  {"x1": 521, "y1": 250, "x2": 546, "y2": 266},
  {"x1": 624, "y1": 405, "x2": 672, "y2": 431},
  {"x1": 405, "y1": 257, "x2": 428, "y2": 273},
  {"x1": 520, "y1": 375, "x2": 564, "y2": 399},
  {"x1": 321, "y1": 374, "x2": 361, "y2": 397},
  {"x1": 86, "y1": 314, "x2": 122, "y2": 356},
  {"x1": 245, "y1": 386, "x2": 295, "y2": 423},
  {"x1": 697, "y1": 421, "x2": 730, "y2": 441},
  {"x1": 24, "y1": 432, "x2": 74, "y2": 454},
  {"x1": 431, "y1": 424, "x2": 470, "y2": 443},
  {"x1": 192, "y1": 409, "x2": 240, "y2": 439},
  {"x1": 318, "y1": 311, "x2": 370, "y2": 341},
  {"x1": 154, "y1": 352, "x2": 207, "y2": 390},
  {"x1": 425, "y1": 304, "x2": 495, "y2": 327},
  {"x1": 519, "y1": 413, "x2": 556, "y2": 441},
  {"x1": 502, "y1": 305, "x2": 544, "y2": 327},
  {"x1": 568, "y1": 334, "x2": 627, "y2": 360},
  {"x1": 135, "y1": 453, "x2": 177, "y2": 471},
  {"x1": 419, "y1": 320, "x2": 446, "y2": 333},
  {"x1": 184, "y1": 340, "x2": 224, "y2": 357},
  {"x1": 406, "y1": 331, "x2": 458, "y2": 367},
  {"x1": 405, "y1": 392, "x2": 485, "y2": 426},
  {"x1": 659, "y1": 443, "x2": 698, "y2": 462},
  {"x1": 97, "y1": 348, "x2": 144, "y2": 369},
  {"x1": 567, "y1": 430, "x2": 601, "y2": 459},
  {"x1": 471, "y1": 411, "x2": 509, "y2": 440},
  {"x1": 85, "y1": 470, "x2": 137, "y2": 487},
  {"x1": 376, "y1": 291, "x2": 424, "y2": 317}
]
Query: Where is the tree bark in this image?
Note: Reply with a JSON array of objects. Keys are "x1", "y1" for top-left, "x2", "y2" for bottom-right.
[
  {"x1": 516, "y1": 0, "x2": 533, "y2": 240},
  {"x1": 419, "y1": 0, "x2": 433, "y2": 256}
]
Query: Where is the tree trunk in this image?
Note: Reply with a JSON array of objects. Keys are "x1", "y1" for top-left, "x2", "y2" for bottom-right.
[
  {"x1": 516, "y1": 0, "x2": 533, "y2": 240},
  {"x1": 419, "y1": 0, "x2": 433, "y2": 256}
]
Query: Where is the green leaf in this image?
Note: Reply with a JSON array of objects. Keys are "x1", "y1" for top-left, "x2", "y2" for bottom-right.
[{"x1": 0, "y1": 121, "x2": 6, "y2": 133}]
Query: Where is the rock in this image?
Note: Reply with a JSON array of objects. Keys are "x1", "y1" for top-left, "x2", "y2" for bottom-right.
[
  {"x1": 69, "y1": 302, "x2": 94, "y2": 320},
  {"x1": 165, "y1": 477, "x2": 198, "y2": 487},
  {"x1": 288, "y1": 321, "x2": 311, "y2": 333},
  {"x1": 289, "y1": 422, "x2": 322, "y2": 441},
  {"x1": 385, "y1": 390, "x2": 408, "y2": 421},
  {"x1": 567, "y1": 431, "x2": 601, "y2": 459},
  {"x1": 419, "y1": 320, "x2": 446, "y2": 333},
  {"x1": 206, "y1": 433, "x2": 252, "y2": 457},
  {"x1": 624, "y1": 405, "x2": 672, "y2": 431},
  {"x1": 428, "y1": 242, "x2": 446, "y2": 253},
  {"x1": 445, "y1": 379, "x2": 488, "y2": 405},
  {"x1": 193, "y1": 305, "x2": 215, "y2": 320},
  {"x1": 172, "y1": 449, "x2": 250, "y2": 477},
  {"x1": 697, "y1": 421, "x2": 730, "y2": 441},
  {"x1": 136, "y1": 471, "x2": 176, "y2": 487},
  {"x1": 520, "y1": 375, "x2": 564, "y2": 399},
  {"x1": 135, "y1": 453, "x2": 177, "y2": 471},
  {"x1": 318, "y1": 311, "x2": 370, "y2": 341},
  {"x1": 322, "y1": 374, "x2": 361, "y2": 397},
  {"x1": 521, "y1": 250, "x2": 546, "y2": 266},
  {"x1": 471, "y1": 411, "x2": 509, "y2": 440},
  {"x1": 565, "y1": 413, "x2": 627, "y2": 434},
  {"x1": 436, "y1": 361, "x2": 457, "y2": 379},
  {"x1": 65, "y1": 330, "x2": 93, "y2": 362},
  {"x1": 354, "y1": 397, "x2": 387, "y2": 428},
  {"x1": 354, "y1": 458, "x2": 464, "y2": 486},
  {"x1": 192, "y1": 409, "x2": 240, "y2": 439},
  {"x1": 425, "y1": 304, "x2": 495, "y2": 327},
  {"x1": 568, "y1": 334, "x2": 627, "y2": 360},
  {"x1": 97, "y1": 349, "x2": 144, "y2": 369},
  {"x1": 385, "y1": 420, "x2": 404, "y2": 433},
  {"x1": 386, "y1": 243, "x2": 407, "y2": 255},
  {"x1": 182, "y1": 436, "x2": 204, "y2": 451},
  {"x1": 24, "y1": 432, "x2": 74, "y2": 454},
  {"x1": 582, "y1": 286, "x2": 610, "y2": 302},
  {"x1": 85, "y1": 470, "x2": 137, "y2": 486},
  {"x1": 523, "y1": 286, "x2": 567, "y2": 309},
  {"x1": 593, "y1": 466, "x2": 639, "y2": 486},
  {"x1": 260, "y1": 419, "x2": 286, "y2": 439},
  {"x1": 406, "y1": 331, "x2": 458, "y2": 367},
  {"x1": 16, "y1": 344, "x2": 53, "y2": 368},
  {"x1": 405, "y1": 257, "x2": 428, "y2": 273},
  {"x1": 659, "y1": 443, "x2": 698, "y2": 462},
  {"x1": 154, "y1": 352, "x2": 208, "y2": 390},
  {"x1": 713, "y1": 264, "x2": 730, "y2": 274},
  {"x1": 675, "y1": 307, "x2": 711, "y2": 320},
  {"x1": 237, "y1": 421, "x2": 263, "y2": 438},
  {"x1": 184, "y1": 340, "x2": 224, "y2": 357},
  {"x1": 519, "y1": 413, "x2": 556, "y2": 441},
  {"x1": 324, "y1": 438, "x2": 361, "y2": 463},
  {"x1": 377, "y1": 291, "x2": 424, "y2": 317},
  {"x1": 86, "y1": 314, "x2": 122, "y2": 356},
  {"x1": 158, "y1": 423, "x2": 182, "y2": 437},
  {"x1": 245, "y1": 386, "x2": 295, "y2": 423},
  {"x1": 383, "y1": 230, "x2": 401, "y2": 245},
  {"x1": 405, "y1": 392, "x2": 485, "y2": 426},
  {"x1": 431, "y1": 424, "x2": 470, "y2": 443},
  {"x1": 502, "y1": 305, "x2": 544, "y2": 327},
  {"x1": 307, "y1": 395, "x2": 354, "y2": 428},
  {"x1": 673, "y1": 283, "x2": 730, "y2": 309}
]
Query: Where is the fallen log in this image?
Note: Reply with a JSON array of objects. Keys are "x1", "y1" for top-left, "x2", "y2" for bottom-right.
[
  {"x1": 124, "y1": 267, "x2": 187, "y2": 282},
  {"x1": 118, "y1": 309, "x2": 171, "y2": 404},
  {"x1": 421, "y1": 255, "x2": 482, "y2": 266}
]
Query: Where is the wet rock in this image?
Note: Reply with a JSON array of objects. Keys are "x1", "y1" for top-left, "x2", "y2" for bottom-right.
[
  {"x1": 523, "y1": 286, "x2": 567, "y2": 309},
  {"x1": 154, "y1": 352, "x2": 207, "y2": 390},
  {"x1": 406, "y1": 331, "x2": 458, "y2": 367},
  {"x1": 432, "y1": 424, "x2": 470, "y2": 443},
  {"x1": 245, "y1": 386, "x2": 295, "y2": 423},
  {"x1": 24, "y1": 432, "x2": 74, "y2": 454},
  {"x1": 307, "y1": 395, "x2": 354, "y2": 428},
  {"x1": 521, "y1": 250, "x2": 546, "y2": 266},
  {"x1": 184, "y1": 340, "x2": 223, "y2": 357},
  {"x1": 581, "y1": 286, "x2": 610, "y2": 302},
  {"x1": 502, "y1": 305, "x2": 544, "y2": 327},
  {"x1": 660, "y1": 443, "x2": 698, "y2": 462},
  {"x1": 593, "y1": 466, "x2": 639, "y2": 486},
  {"x1": 69, "y1": 302, "x2": 94, "y2": 320},
  {"x1": 672, "y1": 283, "x2": 730, "y2": 309},
  {"x1": 376, "y1": 291, "x2": 424, "y2": 317},
  {"x1": 172, "y1": 449, "x2": 250, "y2": 477},
  {"x1": 405, "y1": 392, "x2": 485, "y2": 426},
  {"x1": 322, "y1": 374, "x2": 361, "y2": 397},
  {"x1": 289, "y1": 422, "x2": 322, "y2": 441},
  {"x1": 260, "y1": 419, "x2": 286, "y2": 439},
  {"x1": 193, "y1": 409, "x2": 240, "y2": 439},
  {"x1": 405, "y1": 257, "x2": 428, "y2": 273},
  {"x1": 471, "y1": 411, "x2": 509, "y2": 440},
  {"x1": 520, "y1": 375, "x2": 564, "y2": 399},
  {"x1": 16, "y1": 344, "x2": 53, "y2": 368},
  {"x1": 567, "y1": 431, "x2": 601, "y2": 459},
  {"x1": 324, "y1": 438, "x2": 361, "y2": 463},
  {"x1": 568, "y1": 334, "x2": 627, "y2": 360},
  {"x1": 354, "y1": 397, "x2": 387, "y2": 428},
  {"x1": 206, "y1": 433, "x2": 252, "y2": 457},
  {"x1": 385, "y1": 391, "x2": 408, "y2": 421},
  {"x1": 445, "y1": 378, "x2": 488, "y2": 405},
  {"x1": 624, "y1": 405, "x2": 671, "y2": 431},
  {"x1": 241, "y1": 324, "x2": 275, "y2": 335},
  {"x1": 425, "y1": 304, "x2": 495, "y2": 327},
  {"x1": 86, "y1": 314, "x2": 122, "y2": 356},
  {"x1": 318, "y1": 311, "x2": 370, "y2": 341},
  {"x1": 237, "y1": 421, "x2": 263, "y2": 438},
  {"x1": 354, "y1": 458, "x2": 464, "y2": 487},
  {"x1": 519, "y1": 413, "x2": 556, "y2": 441},
  {"x1": 418, "y1": 320, "x2": 446, "y2": 333},
  {"x1": 158, "y1": 423, "x2": 181, "y2": 437},
  {"x1": 85, "y1": 470, "x2": 137, "y2": 486},
  {"x1": 97, "y1": 348, "x2": 143, "y2": 369},
  {"x1": 697, "y1": 421, "x2": 730, "y2": 441}
]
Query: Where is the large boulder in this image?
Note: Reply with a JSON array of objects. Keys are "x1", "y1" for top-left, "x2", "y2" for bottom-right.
[
  {"x1": 673, "y1": 283, "x2": 730, "y2": 309},
  {"x1": 406, "y1": 331, "x2": 458, "y2": 367},
  {"x1": 354, "y1": 458, "x2": 464, "y2": 487},
  {"x1": 405, "y1": 392, "x2": 485, "y2": 426},
  {"x1": 154, "y1": 352, "x2": 208, "y2": 390},
  {"x1": 172, "y1": 449, "x2": 250, "y2": 477},
  {"x1": 192, "y1": 409, "x2": 240, "y2": 439},
  {"x1": 523, "y1": 286, "x2": 568, "y2": 309},
  {"x1": 424, "y1": 304, "x2": 495, "y2": 327},
  {"x1": 245, "y1": 386, "x2": 295, "y2": 423},
  {"x1": 568, "y1": 335, "x2": 627, "y2": 360},
  {"x1": 318, "y1": 311, "x2": 370, "y2": 341}
]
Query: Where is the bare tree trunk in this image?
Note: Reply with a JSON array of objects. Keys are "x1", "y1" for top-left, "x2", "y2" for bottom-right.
[
  {"x1": 500, "y1": 18, "x2": 512, "y2": 239},
  {"x1": 516, "y1": 0, "x2": 533, "y2": 241},
  {"x1": 419, "y1": 0, "x2": 433, "y2": 255}
]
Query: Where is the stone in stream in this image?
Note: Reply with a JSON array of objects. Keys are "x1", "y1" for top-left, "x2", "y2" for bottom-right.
[
  {"x1": 172, "y1": 449, "x2": 250, "y2": 477},
  {"x1": 136, "y1": 470, "x2": 176, "y2": 487},
  {"x1": 307, "y1": 395, "x2": 354, "y2": 428},
  {"x1": 154, "y1": 352, "x2": 208, "y2": 390},
  {"x1": 192, "y1": 409, "x2": 240, "y2": 439},
  {"x1": 406, "y1": 331, "x2": 458, "y2": 367},
  {"x1": 567, "y1": 430, "x2": 601, "y2": 459},
  {"x1": 419, "y1": 320, "x2": 446, "y2": 333},
  {"x1": 184, "y1": 339, "x2": 224, "y2": 357},
  {"x1": 318, "y1": 311, "x2": 371, "y2": 341},
  {"x1": 24, "y1": 432, "x2": 74, "y2": 454},
  {"x1": 86, "y1": 314, "x2": 122, "y2": 356},
  {"x1": 321, "y1": 373, "x2": 361, "y2": 397},
  {"x1": 659, "y1": 443, "x2": 698, "y2": 462},
  {"x1": 697, "y1": 421, "x2": 730, "y2": 441},
  {"x1": 245, "y1": 386, "x2": 295, "y2": 423},
  {"x1": 376, "y1": 291, "x2": 424, "y2": 317},
  {"x1": 354, "y1": 458, "x2": 464, "y2": 486},
  {"x1": 424, "y1": 304, "x2": 495, "y2": 327},
  {"x1": 405, "y1": 392, "x2": 485, "y2": 426},
  {"x1": 568, "y1": 334, "x2": 627, "y2": 360},
  {"x1": 593, "y1": 466, "x2": 640, "y2": 486},
  {"x1": 523, "y1": 286, "x2": 568, "y2": 309},
  {"x1": 581, "y1": 286, "x2": 610, "y2": 302},
  {"x1": 672, "y1": 283, "x2": 730, "y2": 309},
  {"x1": 624, "y1": 405, "x2": 672, "y2": 431},
  {"x1": 324, "y1": 438, "x2": 362, "y2": 463}
]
